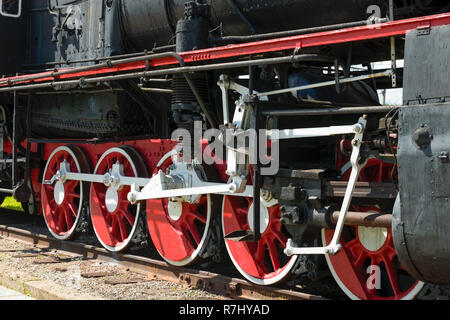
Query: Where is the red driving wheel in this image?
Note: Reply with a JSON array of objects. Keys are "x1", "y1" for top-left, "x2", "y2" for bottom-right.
[
  {"x1": 222, "y1": 169, "x2": 298, "y2": 285},
  {"x1": 322, "y1": 206, "x2": 424, "y2": 300},
  {"x1": 146, "y1": 151, "x2": 213, "y2": 266},
  {"x1": 41, "y1": 145, "x2": 90, "y2": 240},
  {"x1": 90, "y1": 146, "x2": 148, "y2": 252},
  {"x1": 323, "y1": 154, "x2": 423, "y2": 299}
]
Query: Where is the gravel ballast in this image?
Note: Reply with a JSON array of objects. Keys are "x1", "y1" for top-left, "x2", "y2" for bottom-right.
[{"x1": 0, "y1": 237, "x2": 229, "y2": 300}]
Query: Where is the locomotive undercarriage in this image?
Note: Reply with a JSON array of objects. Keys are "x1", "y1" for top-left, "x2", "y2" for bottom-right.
[
  {"x1": 0, "y1": 63, "x2": 424, "y2": 298},
  {"x1": 1, "y1": 1, "x2": 450, "y2": 300}
]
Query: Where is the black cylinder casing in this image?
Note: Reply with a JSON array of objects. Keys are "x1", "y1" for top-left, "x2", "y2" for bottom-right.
[
  {"x1": 394, "y1": 103, "x2": 450, "y2": 284},
  {"x1": 392, "y1": 25, "x2": 450, "y2": 285},
  {"x1": 120, "y1": 0, "x2": 391, "y2": 50}
]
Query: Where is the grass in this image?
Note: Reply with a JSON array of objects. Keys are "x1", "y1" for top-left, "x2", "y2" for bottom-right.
[{"x1": 1, "y1": 196, "x2": 24, "y2": 212}]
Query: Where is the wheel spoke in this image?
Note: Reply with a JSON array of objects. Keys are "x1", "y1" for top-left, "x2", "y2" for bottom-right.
[
  {"x1": 344, "y1": 256, "x2": 371, "y2": 300},
  {"x1": 186, "y1": 221, "x2": 202, "y2": 246},
  {"x1": 97, "y1": 192, "x2": 106, "y2": 201},
  {"x1": 118, "y1": 217, "x2": 129, "y2": 242},
  {"x1": 254, "y1": 239, "x2": 269, "y2": 276},
  {"x1": 345, "y1": 238, "x2": 359, "y2": 249},
  {"x1": 186, "y1": 209, "x2": 207, "y2": 224},
  {"x1": 254, "y1": 238, "x2": 266, "y2": 265},
  {"x1": 66, "y1": 192, "x2": 81, "y2": 199},
  {"x1": 193, "y1": 196, "x2": 207, "y2": 208},
  {"x1": 110, "y1": 216, "x2": 118, "y2": 240},
  {"x1": 49, "y1": 198, "x2": 57, "y2": 210},
  {"x1": 49, "y1": 167, "x2": 57, "y2": 177},
  {"x1": 174, "y1": 225, "x2": 195, "y2": 256},
  {"x1": 57, "y1": 207, "x2": 66, "y2": 232},
  {"x1": 65, "y1": 180, "x2": 79, "y2": 192},
  {"x1": 266, "y1": 237, "x2": 281, "y2": 271},
  {"x1": 66, "y1": 201, "x2": 78, "y2": 218},
  {"x1": 272, "y1": 230, "x2": 288, "y2": 249},
  {"x1": 62, "y1": 206, "x2": 74, "y2": 230},
  {"x1": 119, "y1": 209, "x2": 135, "y2": 227},
  {"x1": 353, "y1": 251, "x2": 367, "y2": 268},
  {"x1": 47, "y1": 206, "x2": 58, "y2": 231},
  {"x1": 383, "y1": 256, "x2": 402, "y2": 298}
]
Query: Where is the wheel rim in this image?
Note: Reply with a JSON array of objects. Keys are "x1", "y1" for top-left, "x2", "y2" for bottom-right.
[
  {"x1": 322, "y1": 208, "x2": 424, "y2": 300},
  {"x1": 146, "y1": 151, "x2": 212, "y2": 266},
  {"x1": 90, "y1": 146, "x2": 148, "y2": 252},
  {"x1": 326, "y1": 152, "x2": 423, "y2": 299},
  {"x1": 222, "y1": 193, "x2": 298, "y2": 286},
  {"x1": 41, "y1": 146, "x2": 90, "y2": 240}
]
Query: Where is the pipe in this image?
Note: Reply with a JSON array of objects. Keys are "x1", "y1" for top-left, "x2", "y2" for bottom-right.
[
  {"x1": 0, "y1": 51, "x2": 183, "y2": 87},
  {"x1": 331, "y1": 211, "x2": 392, "y2": 228},
  {"x1": 213, "y1": 18, "x2": 388, "y2": 44},
  {"x1": 0, "y1": 188, "x2": 14, "y2": 194},
  {"x1": 256, "y1": 70, "x2": 393, "y2": 97},
  {"x1": 138, "y1": 87, "x2": 173, "y2": 94},
  {"x1": 0, "y1": 55, "x2": 331, "y2": 93},
  {"x1": 261, "y1": 106, "x2": 398, "y2": 117},
  {"x1": 32, "y1": 45, "x2": 177, "y2": 67},
  {"x1": 309, "y1": 208, "x2": 392, "y2": 229}
]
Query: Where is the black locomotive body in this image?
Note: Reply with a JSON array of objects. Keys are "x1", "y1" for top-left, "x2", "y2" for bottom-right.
[
  {"x1": 0, "y1": 0, "x2": 449, "y2": 300},
  {"x1": 5, "y1": 0, "x2": 446, "y2": 139}
]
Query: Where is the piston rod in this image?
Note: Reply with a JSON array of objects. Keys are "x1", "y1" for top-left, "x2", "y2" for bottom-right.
[
  {"x1": 332, "y1": 211, "x2": 392, "y2": 228},
  {"x1": 310, "y1": 209, "x2": 393, "y2": 229}
]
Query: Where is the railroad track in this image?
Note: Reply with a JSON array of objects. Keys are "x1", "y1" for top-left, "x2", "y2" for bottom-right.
[{"x1": 0, "y1": 210, "x2": 325, "y2": 301}]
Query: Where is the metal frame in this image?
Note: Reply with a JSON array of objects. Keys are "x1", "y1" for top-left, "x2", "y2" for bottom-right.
[{"x1": 217, "y1": 74, "x2": 268, "y2": 124}]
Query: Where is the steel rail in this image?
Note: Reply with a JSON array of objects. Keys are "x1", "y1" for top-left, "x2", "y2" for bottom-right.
[{"x1": 0, "y1": 223, "x2": 324, "y2": 301}]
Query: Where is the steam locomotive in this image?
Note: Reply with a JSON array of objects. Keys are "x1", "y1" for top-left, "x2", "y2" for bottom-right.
[{"x1": 0, "y1": 0, "x2": 449, "y2": 299}]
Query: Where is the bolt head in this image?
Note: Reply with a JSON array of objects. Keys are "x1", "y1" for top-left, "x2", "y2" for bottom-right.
[
  {"x1": 352, "y1": 123, "x2": 364, "y2": 134},
  {"x1": 128, "y1": 192, "x2": 137, "y2": 204}
]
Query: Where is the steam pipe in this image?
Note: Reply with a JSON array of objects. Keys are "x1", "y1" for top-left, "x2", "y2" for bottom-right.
[{"x1": 213, "y1": 18, "x2": 388, "y2": 45}]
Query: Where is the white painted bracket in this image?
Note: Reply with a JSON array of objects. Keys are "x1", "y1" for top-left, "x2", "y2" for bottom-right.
[{"x1": 284, "y1": 117, "x2": 367, "y2": 256}]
